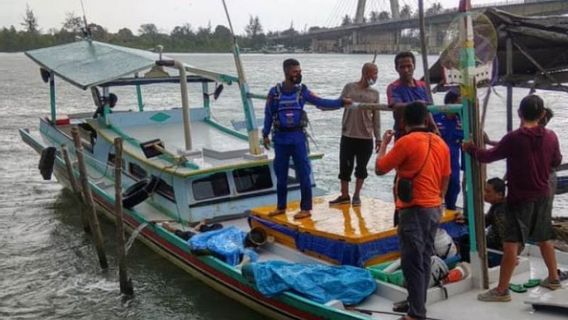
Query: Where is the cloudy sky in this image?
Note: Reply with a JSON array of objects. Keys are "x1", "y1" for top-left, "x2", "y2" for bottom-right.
[{"x1": 1, "y1": 0, "x2": 501, "y2": 34}]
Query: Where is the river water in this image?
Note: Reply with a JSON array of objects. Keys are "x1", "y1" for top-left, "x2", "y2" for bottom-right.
[{"x1": 1, "y1": 52, "x2": 567, "y2": 319}]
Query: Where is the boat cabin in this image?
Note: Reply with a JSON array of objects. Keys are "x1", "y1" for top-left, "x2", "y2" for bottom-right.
[{"x1": 23, "y1": 40, "x2": 323, "y2": 224}]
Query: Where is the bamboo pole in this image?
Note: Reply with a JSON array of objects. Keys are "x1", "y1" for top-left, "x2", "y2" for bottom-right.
[
  {"x1": 418, "y1": 0, "x2": 433, "y2": 102},
  {"x1": 506, "y1": 37, "x2": 513, "y2": 132},
  {"x1": 71, "y1": 127, "x2": 108, "y2": 270},
  {"x1": 61, "y1": 144, "x2": 90, "y2": 233},
  {"x1": 471, "y1": 87, "x2": 489, "y2": 289},
  {"x1": 114, "y1": 137, "x2": 133, "y2": 295}
]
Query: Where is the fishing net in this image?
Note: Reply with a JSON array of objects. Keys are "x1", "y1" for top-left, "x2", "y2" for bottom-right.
[{"x1": 440, "y1": 12, "x2": 498, "y2": 85}]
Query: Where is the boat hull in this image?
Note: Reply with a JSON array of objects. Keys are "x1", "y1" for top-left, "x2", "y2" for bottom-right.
[{"x1": 19, "y1": 127, "x2": 369, "y2": 320}]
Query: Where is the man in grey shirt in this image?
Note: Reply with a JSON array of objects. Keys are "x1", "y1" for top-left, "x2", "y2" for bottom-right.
[{"x1": 329, "y1": 63, "x2": 381, "y2": 206}]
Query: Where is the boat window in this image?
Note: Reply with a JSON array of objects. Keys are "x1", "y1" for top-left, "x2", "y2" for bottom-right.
[
  {"x1": 129, "y1": 162, "x2": 147, "y2": 179},
  {"x1": 233, "y1": 166, "x2": 273, "y2": 193},
  {"x1": 156, "y1": 178, "x2": 175, "y2": 201},
  {"x1": 192, "y1": 172, "x2": 230, "y2": 201}
]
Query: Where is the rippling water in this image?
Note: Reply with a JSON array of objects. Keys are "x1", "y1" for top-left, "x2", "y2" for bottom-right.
[{"x1": 1, "y1": 51, "x2": 567, "y2": 319}]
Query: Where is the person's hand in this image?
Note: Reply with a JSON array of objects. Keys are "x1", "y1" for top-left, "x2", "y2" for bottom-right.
[
  {"x1": 462, "y1": 140, "x2": 474, "y2": 152},
  {"x1": 382, "y1": 130, "x2": 394, "y2": 146},
  {"x1": 454, "y1": 213, "x2": 466, "y2": 224},
  {"x1": 263, "y1": 136, "x2": 271, "y2": 150},
  {"x1": 375, "y1": 140, "x2": 382, "y2": 153},
  {"x1": 342, "y1": 97, "x2": 352, "y2": 107}
]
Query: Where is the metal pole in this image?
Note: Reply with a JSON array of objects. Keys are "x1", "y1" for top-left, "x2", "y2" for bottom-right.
[
  {"x1": 61, "y1": 144, "x2": 90, "y2": 233},
  {"x1": 202, "y1": 82, "x2": 211, "y2": 114},
  {"x1": 506, "y1": 37, "x2": 513, "y2": 132},
  {"x1": 114, "y1": 137, "x2": 133, "y2": 295},
  {"x1": 49, "y1": 73, "x2": 56, "y2": 123},
  {"x1": 418, "y1": 0, "x2": 433, "y2": 102},
  {"x1": 221, "y1": 0, "x2": 262, "y2": 156},
  {"x1": 72, "y1": 127, "x2": 108, "y2": 270},
  {"x1": 135, "y1": 73, "x2": 144, "y2": 112},
  {"x1": 177, "y1": 61, "x2": 192, "y2": 151}
]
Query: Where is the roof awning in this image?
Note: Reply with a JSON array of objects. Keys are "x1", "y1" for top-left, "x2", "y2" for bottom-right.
[
  {"x1": 429, "y1": 8, "x2": 568, "y2": 91},
  {"x1": 26, "y1": 40, "x2": 160, "y2": 90}
]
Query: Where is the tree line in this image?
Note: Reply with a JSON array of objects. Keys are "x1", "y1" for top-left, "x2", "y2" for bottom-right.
[
  {"x1": 1, "y1": 3, "x2": 446, "y2": 53},
  {"x1": 0, "y1": 6, "x2": 278, "y2": 53}
]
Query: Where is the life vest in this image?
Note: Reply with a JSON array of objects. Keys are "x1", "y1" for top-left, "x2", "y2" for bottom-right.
[{"x1": 272, "y1": 83, "x2": 309, "y2": 132}]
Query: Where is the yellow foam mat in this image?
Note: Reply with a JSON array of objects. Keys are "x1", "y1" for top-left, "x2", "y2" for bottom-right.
[{"x1": 251, "y1": 195, "x2": 458, "y2": 244}]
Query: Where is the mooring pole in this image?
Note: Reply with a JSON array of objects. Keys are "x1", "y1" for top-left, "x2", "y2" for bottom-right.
[
  {"x1": 61, "y1": 144, "x2": 90, "y2": 233},
  {"x1": 71, "y1": 127, "x2": 108, "y2": 270},
  {"x1": 113, "y1": 137, "x2": 134, "y2": 295}
]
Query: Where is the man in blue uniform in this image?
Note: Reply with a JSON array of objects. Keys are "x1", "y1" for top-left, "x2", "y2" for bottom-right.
[
  {"x1": 263, "y1": 58, "x2": 351, "y2": 220},
  {"x1": 433, "y1": 89, "x2": 463, "y2": 210}
]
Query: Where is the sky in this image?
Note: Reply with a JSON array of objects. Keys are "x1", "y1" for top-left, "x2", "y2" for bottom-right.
[{"x1": 0, "y1": 0, "x2": 503, "y2": 35}]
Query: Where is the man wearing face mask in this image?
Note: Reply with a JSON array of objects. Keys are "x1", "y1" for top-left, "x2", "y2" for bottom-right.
[
  {"x1": 263, "y1": 58, "x2": 351, "y2": 220},
  {"x1": 329, "y1": 63, "x2": 381, "y2": 206}
]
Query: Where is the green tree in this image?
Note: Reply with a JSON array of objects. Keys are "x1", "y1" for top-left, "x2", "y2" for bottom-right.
[
  {"x1": 369, "y1": 11, "x2": 379, "y2": 23},
  {"x1": 244, "y1": 16, "x2": 265, "y2": 49},
  {"x1": 426, "y1": 2, "x2": 443, "y2": 16},
  {"x1": 62, "y1": 12, "x2": 82, "y2": 33},
  {"x1": 341, "y1": 14, "x2": 352, "y2": 26},
  {"x1": 400, "y1": 5, "x2": 413, "y2": 19},
  {"x1": 88, "y1": 23, "x2": 109, "y2": 41},
  {"x1": 244, "y1": 16, "x2": 262, "y2": 38},
  {"x1": 378, "y1": 11, "x2": 390, "y2": 21},
  {"x1": 171, "y1": 23, "x2": 193, "y2": 38},
  {"x1": 138, "y1": 23, "x2": 159, "y2": 36},
  {"x1": 116, "y1": 28, "x2": 134, "y2": 42},
  {"x1": 21, "y1": 4, "x2": 39, "y2": 34}
]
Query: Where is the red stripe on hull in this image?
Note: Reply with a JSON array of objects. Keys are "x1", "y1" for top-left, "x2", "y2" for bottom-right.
[{"x1": 90, "y1": 192, "x2": 322, "y2": 320}]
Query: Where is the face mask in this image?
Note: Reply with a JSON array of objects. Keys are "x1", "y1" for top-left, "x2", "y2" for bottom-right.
[
  {"x1": 367, "y1": 78, "x2": 376, "y2": 86},
  {"x1": 288, "y1": 74, "x2": 302, "y2": 84}
]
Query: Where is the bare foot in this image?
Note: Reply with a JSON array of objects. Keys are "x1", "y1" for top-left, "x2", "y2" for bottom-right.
[
  {"x1": 293, "y1": 210, "x2": 311, "y2": 220},
  {"x1": 161, "y1": 222, "x2": 176, "y2": 233},
  {"x1": 268, "y1": 208, "x2": 286, "y2": 217}
]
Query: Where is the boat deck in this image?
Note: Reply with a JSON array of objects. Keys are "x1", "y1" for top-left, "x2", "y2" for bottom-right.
[
  {"x1": 252, "y1": 195, "x2": 398, "y2": 243},
  {"x1": 222, "y1": 214, "x2": 568, "y2": 320}
]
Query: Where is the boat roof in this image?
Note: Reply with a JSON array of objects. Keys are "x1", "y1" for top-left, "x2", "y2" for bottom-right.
[
  {"x1": 25, "y1": 40, "x2": 239, "y2": 90},
  {"x1": 26, "y1": 40, "x2": 160, "y2": 90}
]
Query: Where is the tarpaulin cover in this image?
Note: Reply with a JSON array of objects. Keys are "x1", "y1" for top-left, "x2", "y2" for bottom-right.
[
  {"x1": 188, "y1": 226, "x2": 257, "y2": 266},
  {"x1": 242, "y1": 261, "x2": 377, "y2": 305},
  {"x1": 249, "y1": 216, "x2": 468, "y2": 266}
]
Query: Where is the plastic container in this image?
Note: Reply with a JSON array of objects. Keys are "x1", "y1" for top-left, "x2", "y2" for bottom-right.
[
  {"x1": 444, "y1": 262, "x2": 471, "y2": 284},
  {"x1": 367, "y1": 261, "x2": 405, "y2": 287}
]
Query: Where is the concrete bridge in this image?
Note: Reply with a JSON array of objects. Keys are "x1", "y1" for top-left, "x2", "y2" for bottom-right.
[{"x1": 272, "y1": 0, "x2": 568, "y2": 53}]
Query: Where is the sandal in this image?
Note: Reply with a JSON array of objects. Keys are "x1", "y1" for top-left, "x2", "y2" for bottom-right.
[
  {"x1": 293, "y1": 210, "x2": 312, "y2": 220},
  {"x1": 268, "y1": 209, "x2": 286, "y2": 217},
  {"x1": 523, "y1": 279, "x2": 541, "y2": 288},
  {"x1": 509, "y1": 283, "x2": 527, "y2": 293}
]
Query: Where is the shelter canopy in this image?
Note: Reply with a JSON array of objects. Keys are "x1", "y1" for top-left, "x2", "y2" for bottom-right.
[
  {"x1": 429, "y1": 8, "x2": 568, "y2": 91},
  {"x1": 26, "y1": 40, "x2": 161, "y2": 90}
]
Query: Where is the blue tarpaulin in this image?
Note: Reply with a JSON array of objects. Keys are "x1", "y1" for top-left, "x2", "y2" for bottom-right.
[
  {"x1": 242, "y1": 261, "x2": 377, "y2": 305},
  {"x1": 188, "y1": 226, "x2": 257, "y2": 266}
]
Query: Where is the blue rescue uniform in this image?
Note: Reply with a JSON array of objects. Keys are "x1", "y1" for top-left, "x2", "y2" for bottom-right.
[
  {"x1": 433, "y1": 112, "x2": 463, "y2": 210},
  {"x1": 263, "y1": 83, "x2": 343, "y2": 211}
]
